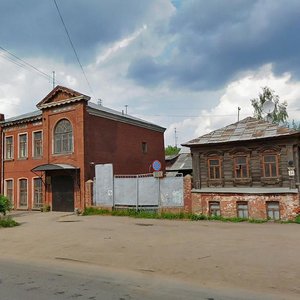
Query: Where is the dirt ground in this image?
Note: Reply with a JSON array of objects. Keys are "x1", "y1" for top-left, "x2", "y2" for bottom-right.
[{"x1": 1, "y1": 211, "x2": 300, "y2": 299}]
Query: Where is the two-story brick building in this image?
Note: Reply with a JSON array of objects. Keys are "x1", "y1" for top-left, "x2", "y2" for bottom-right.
[{"x1": 0, "y1": 86, "x2": 165, "y2": 212}]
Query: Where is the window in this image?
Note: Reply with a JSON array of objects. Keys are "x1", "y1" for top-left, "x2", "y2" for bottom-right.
[
  {"x1": 19, "y1": 179, "x2": 28, "y2": 207},
  {"x1": 209, "y1": 201, "x2": 220, "y2": 216},
  {"x1": 19, "y1": 133, "x2": 27, "y2": 158},
  {"x1": 234, "y1": 156, "x2": 249, "y2": 178},
  {"x1": 237, "y1": 202, "x2": 248, "y2": 218},
  {"x1": 5, "y1": 180, "x2": 13, "y2": 205},
  {"x1": 5, "y1": 136, "x2": 13, "y2": 159},
  {"x1": 54, "y1": 119, "x2": 73, "y2": 154},
  {"x1": 263, "y1": 154, "x2": 278, "y2": 178},
  {"x1": 208, "y1": 158, "x2": 221, "y2": 179},
  {"x1": 267, "y1": 201, "x2": 280, "y2": 220},
  {"x1": 33, "y1": 178, "x2": 43, "y2": 209},
  {"x1": 33, "y1": 131, "x2": 43, "y2": 157},
  {"x1": 142, "y1": 142, "x2": 148, "y2": 154}
]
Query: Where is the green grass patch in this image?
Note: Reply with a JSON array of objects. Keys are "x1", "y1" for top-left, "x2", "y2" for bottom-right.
[
  {"x1": 82, "y1": 207, "x2": 111, "y2": 216},
  {"x1": 0, "y1": 216, "x2": 20, "y2": 228},
  {"x1": 82, "y1": 207, "x2": 296, "y2": 224}
]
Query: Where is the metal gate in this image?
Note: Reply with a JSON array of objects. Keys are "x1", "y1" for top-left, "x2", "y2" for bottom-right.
[{"x1": 93, "y1": 164, "x2": 183, "y2": 209}]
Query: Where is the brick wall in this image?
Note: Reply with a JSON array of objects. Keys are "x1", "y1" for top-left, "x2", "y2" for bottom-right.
[{"x1": 191, "y1": 192, "x2": 299, "y2": 221}]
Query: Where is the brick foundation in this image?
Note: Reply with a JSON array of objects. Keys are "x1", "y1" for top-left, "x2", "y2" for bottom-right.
[{"x1": 191, "y1": 192, "x2": 300, "y2": 221}]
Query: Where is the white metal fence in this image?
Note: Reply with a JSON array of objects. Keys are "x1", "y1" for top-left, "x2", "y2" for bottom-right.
[{"x1": 93, "y1": 164, "x2": 183, "y2": 209}]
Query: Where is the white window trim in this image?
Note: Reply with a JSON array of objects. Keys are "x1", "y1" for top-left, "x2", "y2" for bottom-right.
[
  {"x1": 18, "y1": 178, "x2": 28, "y2": 209},
  {"x1": 4, "y1": 135, "x2": 14, "y2": 160},
  {"x1": 4, "y1": 178, "x2": 14, "y2": 208},
  {"x1": 32, "y1": 130, "x2": 43, "y2": 158},
  {"x1": 18, "y1": 132, "x2": 28, "y2": 159},
  {"x1": 32, "y1": 177, "x2": 43, "y2": 209}
]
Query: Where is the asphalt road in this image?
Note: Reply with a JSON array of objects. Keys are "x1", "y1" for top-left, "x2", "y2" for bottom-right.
[{"x1": 0, "y1": 257, "x2": 281, "y2": 300}]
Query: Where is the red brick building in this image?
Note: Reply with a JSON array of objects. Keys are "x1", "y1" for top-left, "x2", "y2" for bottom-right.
[
  {"x1": 183, "y1": 117, "x2": 300, "y2": 221},
  {"x1": 0, "y1": 86, "x2": 165, "y2": 212}
]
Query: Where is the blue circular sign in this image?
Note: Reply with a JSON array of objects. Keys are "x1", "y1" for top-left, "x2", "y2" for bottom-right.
[{"x1": 152, "y1": 160, "x2": 161, "y2": 171}]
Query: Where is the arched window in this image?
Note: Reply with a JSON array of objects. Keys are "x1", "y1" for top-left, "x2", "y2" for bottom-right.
[{"x1": 54, "y1": 119, "x2": 73, "y2": 154}]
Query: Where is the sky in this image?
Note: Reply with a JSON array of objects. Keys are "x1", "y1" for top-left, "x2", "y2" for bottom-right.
[{"x1": 0, "y1": 0, "x2": 300, "y2": 147}]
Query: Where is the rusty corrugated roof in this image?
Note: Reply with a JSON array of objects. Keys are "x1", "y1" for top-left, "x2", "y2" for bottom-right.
[{"x1": 182, "y1": 117, "x2": 300, "y2": 146}]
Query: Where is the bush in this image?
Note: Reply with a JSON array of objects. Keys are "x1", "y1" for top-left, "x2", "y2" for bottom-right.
[
  {"x1": 83, "y1": 207, "x2": 110, "y2": 216},
  {"x1": 0, "y1": 195, "x2": 12, "y2": 216},
  {"x1": 0, "y1": 216, "x2": 19, "y2": 228},
  {"x1": 295, "y1": 215, "x2": 300, "y2": 224}
]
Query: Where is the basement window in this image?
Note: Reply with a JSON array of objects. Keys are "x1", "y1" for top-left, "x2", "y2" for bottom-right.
[
  {"x1": 266, "y1": 201, "x2": 280, "y2": 220},
  {"x1": 209, "y1": 201, "x2": 220, "y2": 216},
  {"x1": 237, "y1": 202, "x2": 248, "y2": 218}
]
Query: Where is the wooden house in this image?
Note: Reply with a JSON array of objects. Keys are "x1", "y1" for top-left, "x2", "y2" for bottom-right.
[{"x1": 182, "y1": 117, "x2": 300, "y2": 220}]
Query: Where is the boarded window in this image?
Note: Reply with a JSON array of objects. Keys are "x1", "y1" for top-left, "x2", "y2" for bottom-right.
[
  {"x1": 54, "y1": 119, "x2": 73, "y2": 154},
  {"x1": 234, "y1": 156, "x2": 249, "y2": 178},
  {"x1": 33, "y1": 178, "x2": 43, "y2": 209},
  {"x1": 19, "y1": 179, "x2": 27, "y2": 207},
  {"x1": 267, "y1": 201, "x2": 280, "y2": 220},
  {"x1": 5, "y1": 136, "x2": 13, "y2": 159},
  {"x1": 237, "y1": 202, "x2": 248, "y2": 218},
  {"x1": 263, "y1": 154, "x2": 278, "y2": 178},
  {"x1": 19, "y1": 134, "x2": 27, "y2": 158},
  {"x1": 209, "y1": 201, "x2": 221, "y2": 216},
  {"x1": 33, "y1": 131, "x2": 43, "y2": 157},
  {"x1": 208, "y1": 158, "x2": 221, "y2": 179}
]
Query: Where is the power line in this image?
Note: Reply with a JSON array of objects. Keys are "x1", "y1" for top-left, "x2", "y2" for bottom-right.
[
  {"x1": 53, "y1": 0, "x2": 95, "y2": 98},
  {"x1": 0, "y1": 46, "x2": 53, "y2": 81}
]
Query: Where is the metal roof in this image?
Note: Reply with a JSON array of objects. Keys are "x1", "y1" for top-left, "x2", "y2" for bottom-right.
[
  {"x1": 166, "y1": 153, "x2": 192, "y2": 171},
  {"x1": 183, "y1": 117, "x2": 300, "y2": 146},
  {"x1": 87, "y1": 102, "x2": 165, "y2": 132},
  {"x1": 1, "y1": 110, "x2": 42, "y2": 126},
  {"x1": 31, "y1": 164, "x2": 78, "y2": 172}
]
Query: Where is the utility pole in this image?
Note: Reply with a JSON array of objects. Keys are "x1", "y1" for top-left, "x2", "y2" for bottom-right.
[
  {"x1": 52, "y1": 71, "x2": 56, "y2": 89},
  {"x1": 174, "y1": 127, "x2": 178, "y2": 148},
  {"x1": 238, "y1": 107, "x2": 241, "y2": 121}
]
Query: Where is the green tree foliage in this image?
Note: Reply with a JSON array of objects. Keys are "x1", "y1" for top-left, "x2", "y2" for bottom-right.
[
  {"x1": 0, "y1": 195, "x2": 11, "y2": 216},
  {"x1": 165, "y1": 145, "x2": 181, "y2": 155},
  {"x1": 251, "y1": 87, "x2": 288, "y2": 124}
]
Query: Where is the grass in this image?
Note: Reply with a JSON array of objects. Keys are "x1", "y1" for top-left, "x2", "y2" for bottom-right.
[
  {"x1": 82, "y1": 207, "x2": 276, "y2": 223},
  {"x1": 0, "y1": 216, "x2": 20, "y2": 228}
]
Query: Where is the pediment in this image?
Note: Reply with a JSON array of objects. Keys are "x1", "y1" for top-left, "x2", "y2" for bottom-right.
[{"x1": 36, "y1": 85, "x2": 90, "y2": 109}]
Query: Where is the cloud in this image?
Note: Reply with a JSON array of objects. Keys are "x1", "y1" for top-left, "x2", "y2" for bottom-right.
[
  {"x1": 128, "y1": 0, "x2": 300, "y2": 90},
  {"x1": 165, "y1": 65, "x2": 300, "y2": 146}
]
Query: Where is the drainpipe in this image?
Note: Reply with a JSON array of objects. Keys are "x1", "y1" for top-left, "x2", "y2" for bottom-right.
[{"x1": 1, "y1": 130, "x2": 4, "y2": 194}]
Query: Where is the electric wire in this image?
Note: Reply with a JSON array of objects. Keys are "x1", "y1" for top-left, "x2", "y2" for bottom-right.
[
  {"x1": 0, "y1": 46, "x2": 52, "y2": 81},
  {"x1": 53, "y1": 0, "x2": 95, "y2": 98}
]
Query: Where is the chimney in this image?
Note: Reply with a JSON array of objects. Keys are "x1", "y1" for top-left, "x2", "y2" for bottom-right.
[{"x1": 0, "y1": 114, "x2": 4, "y2": 122}]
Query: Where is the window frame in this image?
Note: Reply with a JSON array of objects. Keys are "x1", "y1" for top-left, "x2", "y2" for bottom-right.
[
  {"x1": 53, "y1": 119, "x2": 74, "y2": 155},
  {"x1": 266, "y1": 201, "x2": 280, "y2": 220},
  {"x1": 32, "y1": 130, "x2": 43, "y2": 158},
  {"x1": 209, "y1": 201, "x2": 221, "y2": 216},
  {"x1": 262, "y1": 151, "x2": 279, "y2": 178},
  {"x1": 142, "y1": 142, "x2": 148, "y2": 154},
  {"x1": 18, "y1": 178, "x2": 28, "y2": 208},
  {"x1": 32, "y1": 177, "x2": 43, "y2": 209},
  {"x1": 234, "y1": 155, "x2": 250, "y2": 179},
  {"x1": 208, "y1": 157, "x2": 222, "y2": 180},
  {"x1": 5, "y1": 179, "x2": 14, "y2": 207},
  {"x1": 5, "y1": 135, "x2": 14, "y2": 160},
  {"x1": 237, "y1": 201, "x2": 249, "y2": 218},
  {"x1": 18, "y1": 132, "x2": 28, "y2": 159}
]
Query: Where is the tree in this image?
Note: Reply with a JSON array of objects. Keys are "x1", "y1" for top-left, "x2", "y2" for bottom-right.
[
  {"x1": 251, "y1": 87, "x2": 288, "y2": 124},
  {"x1": 165, "y1": 145, "x2": 181, "y2": 155},
  {"x1": 0, "y1": 195, "x2": 11, "y2": 217}
]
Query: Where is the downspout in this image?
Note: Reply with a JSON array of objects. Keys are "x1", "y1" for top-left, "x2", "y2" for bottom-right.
[{"x1": 1, "y1": 130, "x2": 4, "y2": 194}]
